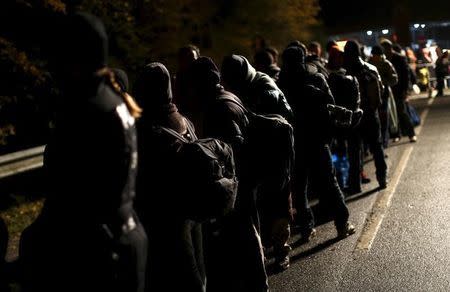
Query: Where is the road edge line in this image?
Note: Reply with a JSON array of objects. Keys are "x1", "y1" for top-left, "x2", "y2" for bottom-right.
[{"x1": 354, "y1": 96, "x2": 434, "y2": 252}]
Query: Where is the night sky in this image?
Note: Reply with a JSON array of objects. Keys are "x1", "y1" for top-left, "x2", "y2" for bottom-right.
[{"x1": 319, "y1": 0, "x2": 450, "y2": 33}]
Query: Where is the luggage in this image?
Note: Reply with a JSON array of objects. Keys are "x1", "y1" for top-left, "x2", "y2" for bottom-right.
[
  {"x1": 154, "y1": 122, "x2": 238, "y2": 220},
  {"x1": 406, "y1": 102, "x2": 421, "y2": 127}
]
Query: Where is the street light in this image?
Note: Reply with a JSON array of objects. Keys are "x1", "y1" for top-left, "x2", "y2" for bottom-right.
[
  {"x1": 382, "y1": 29, "x2": 389, "y2": 34},
  {"x1": 367, "y1": 30, "x2": 373, "y2": 36}
]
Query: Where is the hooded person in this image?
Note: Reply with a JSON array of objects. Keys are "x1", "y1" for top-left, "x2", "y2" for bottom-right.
[
  {"x1": 369, "y1": 45, "x2": 399, "y2": 148},
  {"x1": 133, "y1": 62, "x2": 207, "y2": 292},
  {"x1": 344, "y1": 40, "x2": 388, "y2": 192},
  {"x1": 380, "y1": 39, "x2": 417, "y2": 142},
  {"x1": 278, "y1": 44, "x2": 356, "y2": 240},
  {"x1": 254, "y1": 49, "x2": 281, "y2": 81},
  {"x1": 188, "y1": 56, "x2": 269, "y2": 291},
  {"x1": 221, "y1": 54, "x2": 293, "y2": 123},
  {"x1": 18, "y1": 12, "x2": 147, "y2": 292}
]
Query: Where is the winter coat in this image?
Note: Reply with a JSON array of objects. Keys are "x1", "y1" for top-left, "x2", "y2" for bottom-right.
[
  {"x1": 134, "y1": 63, "x2": 206, "y2": 292},
  {"x1": 278, "y1": 46, "x2": 335, "y2": 145},
  {"x1": 306, "y1": 54, "x2": 329, "y2": 79},
  {"x1": 20, "y1": 13, "x2": 147, "y2": 292},
  {"x1": 388, "y1": 52, "x2": 410, "y2": 99},
  {"x1": 221, "y1": 55, "x2": 294, "y2": 123}
]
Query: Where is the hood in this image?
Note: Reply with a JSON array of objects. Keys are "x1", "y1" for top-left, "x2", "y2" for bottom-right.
[
  {"x1": 281, "y1": 45, "x2": 307, "y2": 74},
  {"x1": 189, "y1": 56, "x2": 222, "y2": 95},
  {"x1": 134, "y1": 62, "x2": 173, "y2": 112},
  {"x1": 58, "y1": 12, "x2": 108, "y2": 72},
  {"x1": 344, "y1": 40, "x2": 365, "y2": 73},
  {"x1": 221, "y1": 55, "x2": 256, "y2": 95}
]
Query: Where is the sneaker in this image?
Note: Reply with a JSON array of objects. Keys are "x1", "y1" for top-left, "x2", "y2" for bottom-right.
[
  {"x1": 409, "y1": 136, "x2": 417, "y2": 143},
  {"x1": 336, "y1": 222, "x2": 356, "y2": 238},
  {"x1": 274, "y1": 255, "x2": 290, "y2": 271},
  {"x1": 393, "y1": 137, "x2": 400, "y2": 143},
  {"x1": 301, "y1": 228, "x2": 317, "y2": 243}
]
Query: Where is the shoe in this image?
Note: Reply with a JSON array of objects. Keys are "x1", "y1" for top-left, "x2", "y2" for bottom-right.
[
  {"x1": 409, "y1": 136, "x2": 417, "y2": 143},
  {"x1": 393, "y1": 137, "x2": 400, "y2": 143},
  {"x1": 377, "y1": 176, "x2": 388, "y2": 189},
  {"x1": 274, "y1": 255, "x2": 290, "y2": 271},
  {"x1": 301, "y1": 228, "x2": 317, "y2": 243},
  {"x1": 361, "y1": 172, "x2": 371, "y2": 184},
  {"x1": 273, "y1": 245, "x2": 292, "y2": 271},
  {"x1": 336, "y1": 222, "x2": 356, "y2": 238}
]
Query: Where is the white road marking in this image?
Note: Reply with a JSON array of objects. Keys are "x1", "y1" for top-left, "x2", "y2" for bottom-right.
[{"x1": 354, "y1": 96, "x2": 435, "y2": 251}]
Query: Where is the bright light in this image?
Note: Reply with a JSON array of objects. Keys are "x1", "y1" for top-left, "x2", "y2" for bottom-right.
[
  {"x1": 367, "y1": 30, "x2": 373, "y2": 36},
  {"x1": 421, "y1": 24, "x2": 426, "y2": 28},
  {"x1": 382, "y1": 29, "x2": 389, "y2": 34},
  {"x1": 414, "y1": 24, "x2": 420, "y2": 28}
]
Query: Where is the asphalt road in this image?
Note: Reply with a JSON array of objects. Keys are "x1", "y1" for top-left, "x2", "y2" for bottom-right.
[{"x1": 270, "y1": 94, "x2": 450, "y2": 292}]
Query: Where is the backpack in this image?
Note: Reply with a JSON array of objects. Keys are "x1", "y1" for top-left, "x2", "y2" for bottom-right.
[
  {"x1": 358, "y1": 64, "x2": 383, "y2": 111},
  {"x1": 217, "y1": 95, "x2": 294, "y2": 189},
  {"x1": 153, "y1": 122, "x2": 238, "y2": 221}
]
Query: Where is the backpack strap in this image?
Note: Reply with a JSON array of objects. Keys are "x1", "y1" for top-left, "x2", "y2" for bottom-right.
[
  {"x1": 153, "y1": 118, "x2": 197, "y2": 143},
  {"x1": 217, "y1": 94, "x2": 257, "y2": 118}
]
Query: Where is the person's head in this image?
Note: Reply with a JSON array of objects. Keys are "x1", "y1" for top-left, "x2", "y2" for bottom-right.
[
  {"x1": 134, "y1": 63, "x2": 173, "y2": 115},
  {"x1": 265, "y1": 47, "x2": 279, "y2": 64},
  {"x1": 51, "y1": 12, "x2": 108, "y2": 90},
  {"x1": 281, "y1": 45, "x2": 307, "y2": 72},
  {"x1": 370, "y1": 45, "x2": 385, "y2": 62},
  {"x1": 189, "y1": 56, "x2": 221, "y2": 99},
  {"x1": 344, "y1": 40, "x2": 362, "y2": 68},
  {"x1": 380, "y1": 39, "x2": 393, "y2": 57},
  {"x1": 287, "y1": 40, "x2": 307, "y2": 54},
  {"x1": 327, "y1": 45, "x2": 344, "y2": 70},
  {"x1": 177, "y1": 45, "x2": 200, "y2": 72},
  {"x1": 307, "y1": 41, "x2": 322, "y2": 57},
  {"x1": 254, "y1": 50, "x2": 274, "y2": 72},
  {"x1": 221, "y1": 55, "x2": 255, "y2": 95}
]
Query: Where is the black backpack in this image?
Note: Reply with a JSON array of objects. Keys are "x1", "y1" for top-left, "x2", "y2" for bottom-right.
[
  {"x1": 217, "y1": 95, "x2": 295, "y2": 189},
  {"x1": 153, "y1": 122, "x2": 238, "y2": 220}
]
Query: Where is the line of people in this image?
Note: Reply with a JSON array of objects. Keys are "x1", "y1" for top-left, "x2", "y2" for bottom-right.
[{"x1": 0, "y1": 12, "x2": 421, "y2": 292}]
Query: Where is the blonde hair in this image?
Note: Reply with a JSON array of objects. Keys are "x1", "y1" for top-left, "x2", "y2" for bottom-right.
[{"x1": 97, "y1": 67, "x2": 143, "y2": 118}]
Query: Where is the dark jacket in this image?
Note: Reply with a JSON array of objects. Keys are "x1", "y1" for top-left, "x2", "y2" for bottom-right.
[
  {"x1": 134, "y1": 63, "x2": 206, "y2": 292},
  {"x1": 388, "y1": 52, "x2": 410, "y2": 99},
  {"x1": 306, "y1": 54, "x2": 329, "y2": 79},
  {"x1": 278, "y1": 46, "x2": 335, "y2": 145},
  {"x1": 328, "y1": 68, "x2": 361, "y2": 112},
  {"x1": 20, "y1": 13, "x2": 146, "y2": 292},
  {"x1": 221, "y1": 55, "x2": 294, "y2": 123}
]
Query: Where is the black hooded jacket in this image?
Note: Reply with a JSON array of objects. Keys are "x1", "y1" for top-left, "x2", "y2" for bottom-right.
[
  {"x1": 190, "y1": 57, "x2": 248, "y2": 166},
  {"x1": 278, "y1": 45, "x2": 335, "y2": 144},
  {"x1": 134, "y1": 63, "x2": 206, "y2": 292},
  {"x1": 23, "y1": 12, "x2": 146, "y2": 292},
  {"x1": 221, "y1": 55, "x2": 293, "y2": 123}
]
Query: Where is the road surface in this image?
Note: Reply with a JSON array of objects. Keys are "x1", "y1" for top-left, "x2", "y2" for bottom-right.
[{"x1": 270, "y1": 94, "x2": 450, "y2": 291}]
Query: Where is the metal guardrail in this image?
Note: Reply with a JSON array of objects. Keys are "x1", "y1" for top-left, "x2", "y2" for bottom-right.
[{"x1": 0, "y1": 146, "x2": 45, "y2": 179}]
